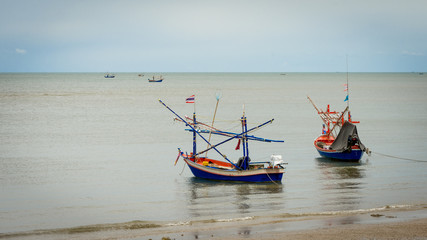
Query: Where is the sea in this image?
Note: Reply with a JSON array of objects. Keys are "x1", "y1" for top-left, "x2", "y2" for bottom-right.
[{"x1": 1, "y1": 72, "x2": 427, "y2": 237}]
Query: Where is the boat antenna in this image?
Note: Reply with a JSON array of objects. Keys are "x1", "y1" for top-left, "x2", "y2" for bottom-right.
[
  {"x1": 242, "y1": 104, "x2": 246, "y2": 117},
  {"x1": 346, "y1": 55, "x2": 350, "y2": 110}
]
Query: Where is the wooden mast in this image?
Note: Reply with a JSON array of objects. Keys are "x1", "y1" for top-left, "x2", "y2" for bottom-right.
[{"x1": 205, "y1": 93, "x2": 221, "y2": 158}]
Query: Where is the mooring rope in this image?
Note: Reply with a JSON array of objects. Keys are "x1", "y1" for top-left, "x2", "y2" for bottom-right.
[
  {"x1": 265, "y1": 170, "x2": 281, "y2": 185},
  {"x1": 179, "y1": 160, "x2": 187, "y2": 175},
  {"x1": 372, "y1": 151, "x2": 427, "y2": 163}
]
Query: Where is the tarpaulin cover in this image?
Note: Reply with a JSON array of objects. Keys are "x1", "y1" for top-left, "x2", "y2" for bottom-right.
[{"x1": 330, "y1": 121, "x2": 366, "y2": 152}]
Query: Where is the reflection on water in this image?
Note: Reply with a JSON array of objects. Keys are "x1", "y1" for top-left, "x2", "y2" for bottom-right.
[
  {"x1": 334, "y1": 167, "x2": 364, "y2": 179},
  {"x1": 315, "y1": 157, "x2": 366, "y2": 215},
  {"x1": 184, "y1": 178, "x2": 284, "y2": 219},
  {"x1": 316, "y1": 157, "x2": 365, "y2": 176},
  {"x1": 315, "y1": 157, "x2": 368, "y2": 226}
]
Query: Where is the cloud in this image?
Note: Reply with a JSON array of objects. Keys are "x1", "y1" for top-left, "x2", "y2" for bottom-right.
[{"x1": 15, "y1": 48, "x2": 27, "y2": 54}]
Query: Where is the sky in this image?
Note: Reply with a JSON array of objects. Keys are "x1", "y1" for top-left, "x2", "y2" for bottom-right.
[{"x1": 1, "y1": 0, "x2": 426, "y2": 72}]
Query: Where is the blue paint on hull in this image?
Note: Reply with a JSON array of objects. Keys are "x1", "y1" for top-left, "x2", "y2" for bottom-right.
[
  {"x1": 187, "y1": 164, "x2": 283, "y2": 182},
  {"x1": 317, "y1": 149, "x2": 363, "y2": 161}
]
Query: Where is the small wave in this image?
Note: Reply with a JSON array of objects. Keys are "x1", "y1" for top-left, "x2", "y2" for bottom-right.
[
  {"x1": 165, "y1": 216, "x2": 255, "y2": 226},
  {"x1": 165, "y1": 221, "x2": 191, "y2": 226},
  {"x1": 216, "y1": 216, "x2": 255, "y2": 222},
  {"x1": 1, "y1": 204, "x2": 423, "y2": 238},
  {"x1": 275, "y1": 204, "x2": 416, "y2": 219},
  {"x1": 0, "y1": 221, "x2": 161, "y2": 238}
]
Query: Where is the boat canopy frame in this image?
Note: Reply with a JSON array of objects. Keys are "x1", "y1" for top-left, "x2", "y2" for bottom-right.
[{"x1": 159, "y1": 99, "x2": 284, "y2": 170}]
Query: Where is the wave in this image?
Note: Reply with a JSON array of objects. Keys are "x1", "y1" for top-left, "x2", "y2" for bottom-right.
[
  {"x1": 0, "y1": 221, "x2": 161, "y2": 238},
  {"x1": 164, "y1": 216, "x2": 255, "y2": 227},
  {"x1": 273, "y1": 204, "x2": 415, "y2": 219},
  {"x1": 1, "y1": 204, "x2": 425, "y2": 238}
]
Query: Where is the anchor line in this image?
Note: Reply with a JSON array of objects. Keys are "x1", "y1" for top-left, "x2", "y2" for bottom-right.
[
  {"x1": 265, "y1": 170, "x2": 281, "y2": 185},
  {"x1": 372, "y1": 151, "x2": 427, "y2": 163},
  {"x1": 179, "y1": 161, "x2": 187, "y2": 175}
]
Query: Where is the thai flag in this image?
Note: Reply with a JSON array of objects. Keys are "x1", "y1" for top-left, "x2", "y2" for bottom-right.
[
  {"x1": 343, "y1": 83, "x2": 348, "y2": 91},
  {"x1": 186, "y1": 95, "x2": 195, "y2": 103}
]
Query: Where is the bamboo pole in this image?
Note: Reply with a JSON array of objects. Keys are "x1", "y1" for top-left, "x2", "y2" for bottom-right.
[
  {"x1": 205, "y1": 96, "x2": 220, "y2": 157},
  {"x1": 328, "y1": 106, "x2": 349, "y2": 137}
]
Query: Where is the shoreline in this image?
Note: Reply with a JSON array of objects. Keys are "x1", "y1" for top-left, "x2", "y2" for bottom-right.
[
  {"x1": 145, "y1": 207, "x2": 427, "y2": 240},
  {"x1": 2, "y1": 206, "x2": 427, "y2": 240}
]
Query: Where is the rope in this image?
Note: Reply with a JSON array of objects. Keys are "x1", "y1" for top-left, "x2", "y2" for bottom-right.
[
  {"x1": 265, "y1": 170, "x2": 281, "y2": 185},
  {"x1": 179, "y1": 161, "x2": 187, "y2": 175},
  {"x1": 372, "y1": 151, "x2": 427, "y2": 163}
]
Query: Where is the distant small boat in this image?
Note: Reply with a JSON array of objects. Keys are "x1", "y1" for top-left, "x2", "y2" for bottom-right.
[
  {"x1": 138, "y1": 74, "x2": 144, "y2": 77},
  {"x1": 148, "y1": 75, "x2": 163, "y2": 82},
  {"x1": 104, "y1": 73, "x2": 115, "y2": 78}
]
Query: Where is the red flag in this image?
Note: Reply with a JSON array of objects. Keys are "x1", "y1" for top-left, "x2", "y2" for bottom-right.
[{"x1": 235, "y1": 139, "x2": 241, "y2": 150}]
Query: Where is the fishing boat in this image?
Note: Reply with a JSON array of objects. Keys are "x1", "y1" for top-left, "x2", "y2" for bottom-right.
[
  {"x1": 148, "y1": 75, "x2": 163, "y2": 82},
  {"x1": 308, "y1": 96, "x2": 369, "y2": 161},
  {"x1": 159, "y1": 99, "x2": 286, "y2": 182},
  {"x1": 104, "y1": 73, "x2": 115, "y2": 78}
]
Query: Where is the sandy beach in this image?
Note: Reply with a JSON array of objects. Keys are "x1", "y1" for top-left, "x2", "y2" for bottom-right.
[
  {"x1": 143, "y1": 207, "x2": 427, "y2": 240},
  {"x1": 258, "y1": 218, "x2": 427, "y2": 240},
  {"x1": 3, "y1": 206, "x2": 427, "y2": 240},
  {"x1": 128, "y1": 214, "x2": 427, "y2": 240}
]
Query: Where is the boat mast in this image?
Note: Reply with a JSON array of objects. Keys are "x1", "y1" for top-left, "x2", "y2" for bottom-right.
[
  {"x1": 193, "y1": 96, "x2": 197, "y2": 155},
  {"x1": 193, "y1": 112, "x2": 196, "y2": 156},
  {"x1": 346, "y1": 55, "x2": 350, "y2": 119},
  {"x1": 205, "y1": 93, "x2": 221, "y2": 157},
  {"x1": 240, "y1": 106, "x2": 249, "y2": 170}
]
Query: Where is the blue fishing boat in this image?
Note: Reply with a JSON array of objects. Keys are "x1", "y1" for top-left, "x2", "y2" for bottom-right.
[
  {"x1": 104, "y1": 73, "x2": 115, "y2": 78},
  {"x1": 308, "y1": 97, "x2": 369, "y2": 161},
  {"x1": 148, "y1": 75, "x2": 163, "y2": 82},
  {"x1": 159, "y1": 99, "x2": 286, "y2": 183},
  {"x1": 313, "y1": 121, "x2": 365, "y2": 161}
]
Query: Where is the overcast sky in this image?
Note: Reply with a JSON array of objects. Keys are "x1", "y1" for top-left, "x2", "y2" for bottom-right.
[{"x1": 1, "y1": 0, "x2": 426, "y2": 72}]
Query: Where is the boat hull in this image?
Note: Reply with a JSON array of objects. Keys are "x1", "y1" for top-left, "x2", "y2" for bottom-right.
[
  {"x1": 314, "y1": 135, "x2": 363, "y2": 161},
  {"x1": 316, "y1": 148, "x2": 363, "y2": 161},
  {"x1": 148, "y1": 79, "x2": 163, "y2": 82},
  {"x1": 183, "y1": 158, "x2": 284, "y2": 182}
]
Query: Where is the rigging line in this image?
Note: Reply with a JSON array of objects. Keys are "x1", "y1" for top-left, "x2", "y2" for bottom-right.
[
  {"x1": 213, "y1": 119, "x2": 240, "y2": 123},
  {"x1": 224, "y1": 123, "x2": 242, "y2": 132},
  {"x1": 265, "y1": 171, "x2": 280, "y2": 185},
  {"x1": 372, "y1": 151, "x2": 427, "y2": 163},
  {"x1": 179, "y1": 162, "x2": 186, "y2": 175}
]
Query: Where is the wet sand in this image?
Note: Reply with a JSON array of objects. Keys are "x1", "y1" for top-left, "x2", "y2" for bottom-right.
[
  {"x1": 144, "y1": 209, "x2": 427, "y2": 240},
  {"x1": 2, "y1": 207, "x2": 427, "y2": 240},
  {"x1": 254, "y1": 218, "x2": 427, "y2": 240}
]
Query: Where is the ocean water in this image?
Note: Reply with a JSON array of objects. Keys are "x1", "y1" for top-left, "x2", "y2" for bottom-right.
[{"x1": 1, "y1": 72, "x2": 427, "y2": 235}]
